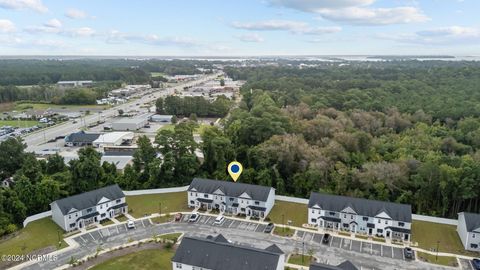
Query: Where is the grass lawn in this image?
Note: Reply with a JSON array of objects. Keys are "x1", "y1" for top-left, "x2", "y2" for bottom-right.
[
  {"x1": 416, "y1": 251, "x2": 458, "y2": 267},
  {"x1": 100, "y1": 219, "x2": 115, "y2": 226},
  {"x1": 412, "y1": 220, "x2": 476, "y2": 256},
  {"x1": 126, "y1": 192, "x2": 189, "y2": 218},
  {"x1": 158, "y1": 233, "x2": 182, "y2": 242},
  {"x1": 116, "y1": 215, "x2": 129, "y2": 222},
  {"x1": 150, "y1": 72, "x2": 166, "y2": 77},
  {"x1": 150, "y1": 215, "x2": 173, "y2": 224},
  {"x1": 90, "y1": 248, "x2": 174, "y2": 270},
  {"x1": 372, "y1": 237, "x2": 386, "y2": 243},
  {"x1": 159, "y1": 124, "x2": 175, "y2": 131},
  {"x1": 0, "y1": 120, "x2": 40, "y2": 127},
  {"x1": 355, "y1": 235, "x2": 369, "y2": 240},
  {"x1": 288, "y1": 254, "x2": 315, "y2": 267},
  {"x1": 193, "y1": 124, "x2": 212, "y2": 135},
  {"x1": 14, "y1": 102, "x2": 109, "y2": 111},
  {"x1": 338, "y1": 231, "x2": 351, "y2": 237},
  {"x1": 268, "y1": 200, "x2": 307, "y2": 227},
  {"x1": 0, "y1": 218, "x2": 67, "y2": 256},
  {"x1": 273, "y1": 227, "x2": 295, "y2": 237}
]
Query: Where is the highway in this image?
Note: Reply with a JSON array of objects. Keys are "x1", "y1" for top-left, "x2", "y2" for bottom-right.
[{"x1": 23, "y1": 73, "x2": 221, "y2": 151}]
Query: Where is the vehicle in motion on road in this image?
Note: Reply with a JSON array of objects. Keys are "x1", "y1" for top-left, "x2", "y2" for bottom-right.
[
  {"x1": 213, "y1": 215, "x2": 225, "y2": 225},
  {"x1": 322, "y1": 233, "x2": 331, "y2": 244},
  {"x1": 403, "y1": 247, "x2": 414, "y2": 259},
  {"x1": 189, "y1": 213, "x2": 200, "y2": 222},
  {"x1": 264, "y1": 223, "x2": 274, "y2": 233},
  {"x1": 127, "y1": 220, "x2": 135, "y2": 229},
  {"x1": 472, "y1": 258, "x2": 480, "y2": 270}
]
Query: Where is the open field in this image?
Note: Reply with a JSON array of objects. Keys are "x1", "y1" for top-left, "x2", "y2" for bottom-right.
[
  {"x1": 14, "y1": 102, "x2": 110, "y2": 111},
  {"x1": 0, "y1": 218, "x2": 67, "y2": 257},
  {"x1": 0, "y1": 102, "x2": 15, "y2": 112},
  {"x1": 411, "y1": 220, "x2": 477, "y2": 256},
  {"x1": 0, "y1": 120, "x2": 40, "y2": 127},
  {"x1": 150, "y1": 72, "x2": 166, "y2": 77},
  {"x1": 268, "y1": 200, "x2": 308, "y2": 227},
  {"x1": 90, "y1": 248, "x2": 174, "y2": 270},
  {"x1": 126, "y1": 192, "x2": 189, "y2": 218},
  {"x1": 416, "y1": 251, "x2": 458, "y2": 267},
  {"x1": 288, "y1": 254, "x2": 315, "y2": 267}
]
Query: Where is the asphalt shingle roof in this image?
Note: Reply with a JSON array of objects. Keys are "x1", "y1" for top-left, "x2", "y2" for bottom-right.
[
  {"x1": 460, "y1": 212, "x2": 480, "y2": 232},
  {"x1": 65, "y1": 131, "x2": 100, "y2": 143},
  {"x1": 310, "y1": 261, "x2": 358, "y2": 270},
  {"x1": 172, "y1": 234, "x2": 283, "y2": 270},
  {"x1": 308, "y1": 192, "x2": 412, "y2": 223},
  {"x1": 188, "y1": 178, "x2": 274, "y2": 202},
  {"x1": 51, "y1": 184, "x2": 124, "y2": 215}
]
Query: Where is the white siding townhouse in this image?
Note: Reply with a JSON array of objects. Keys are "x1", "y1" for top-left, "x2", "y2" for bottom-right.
[
  {"x1": 50, "y1": 184, "x2": 127, "y2": 231},
  {"x1": 308, "y1": 192, "x2": 412, "y2": 241},
  {"x1": 457, "y1": 212, "x2": 480, "y2": 251},
  {"x1": 187, "y1": 178, "x2": 275, "y2": 219},
  {"x1": 172, "y1": 234, "x2": 285, "y2": 270}
]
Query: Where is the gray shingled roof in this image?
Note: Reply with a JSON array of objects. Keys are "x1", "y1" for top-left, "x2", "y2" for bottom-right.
[
  {"x1": 308, "y1": 192, "x2": 412, "y2": 223},
  {"x1": 51, "y1": 184, "x2": 124, "y2": 215},
  {"x1": 172, "y1": 234, "x2": 283, "y2": 270},
  {"x1": 310, "y1": 261, "x2": 358, "y2": 270},
  {"x1": 189, "y1": 178, "x2": 274, "y2": 202},
  {"x1": 65, "y1": 131, "x2": 100, "y2": 143},
  {"x1": 460, "y1": 212, "x2": 480, "y2": 232}
]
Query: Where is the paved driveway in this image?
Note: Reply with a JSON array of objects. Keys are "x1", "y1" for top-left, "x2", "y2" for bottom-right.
[{"x1": 21, "y1": 214, "x2": 456, "y2": 270}]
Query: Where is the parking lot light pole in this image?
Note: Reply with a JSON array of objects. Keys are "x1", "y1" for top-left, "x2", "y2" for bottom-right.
[
  {"x1": 302, "y1": 241, "x2": 305, "y2": 264},
  {"x1": 57, "y1": 230, "x2": 61, "y2": 247},
  {"x1": 159, "y1": 202, "x2": 162, "y2": 215},
  {"x1": 436, "y1": 241, "x2": 440, "y2": 261},
  {"x1": 282, "y1": 214, "x2": 285, "y2": 232}
]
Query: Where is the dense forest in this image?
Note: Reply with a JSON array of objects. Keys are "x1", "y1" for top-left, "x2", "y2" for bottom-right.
[
  {"x1": 3, "y1": 61, "x2": 480, "y2": 236},
  {"x1": 156, "y1": 96, "x2": 233, "y2": 117}
]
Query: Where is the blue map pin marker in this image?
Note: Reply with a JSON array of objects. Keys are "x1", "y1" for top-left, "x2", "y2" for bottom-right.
[{"x1": 227, "y1": 161, "x2": 243, "y2": 182}]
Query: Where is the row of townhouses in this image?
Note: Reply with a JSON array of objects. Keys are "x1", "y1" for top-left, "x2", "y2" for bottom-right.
[
  {"x1": 49, "y1": 177, "x2": 478, "y2": 252},
  {"x1": 171, "y1": 234, "x2": 358, "y2": 270}
]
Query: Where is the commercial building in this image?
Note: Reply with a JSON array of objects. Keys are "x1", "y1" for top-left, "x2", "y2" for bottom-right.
[
  {"x1": 457, "y1": 212, "x2": 480, "y2": 251},
  {"x1": 57, "y1": 80, "x2": 94, "y2": 88},
  {"x1": 172, "y1": 234, "x2": 284, "y2": 270},
  {"x1": 187, "y1": 178, "x2": 275, "y2": 219},
  {"x1": 101, "y1": 155, "x2": 134, "y2": 172},
  {"x1": 93, "y1": 132, "x2": 134, "y2": 148},
  {"x1": 310, "y1": 261, "x2": 358, "y2": 270},
  {"x1": 50, "y1": 184, "x2": 127, "y2": 231},
  {"x1": 111, "y1": 115, "x2": 149, "y2": 131},
  {"x1": 64, "y1": 131, "x2": 100, "y2": 147},
  {"x1": 149, "y1": 114, "x2": 173, "y2": 123},
  {"x1": 308, "y1": 192, "x2": 412, "y2": 241}
]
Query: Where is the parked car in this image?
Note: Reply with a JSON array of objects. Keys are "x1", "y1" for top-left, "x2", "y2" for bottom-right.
[
  {"x1": 188, "y1": 213, "x2": 200, "y2": 223},
  {"x1": 127, "y1": 220, "x2": 135, "y2": 229},
  {"x1": 174, "y1": 213, "x2": 183, "y2": 222},
  {"x1": 472, "y1": 259, "x2": 480, "y2": 270},
  {"x1": 404, "y1": 247, "x2": 414, "y2": 259},
  {"x1": 213, "y1": 215, "x2": 225, "y2": 225},
  {"x1": 264, "y1": 223, "x2": 274, "y2": 233},
  {"x1": 322, "y1": 233, "x2": 331, "y2": 244}
]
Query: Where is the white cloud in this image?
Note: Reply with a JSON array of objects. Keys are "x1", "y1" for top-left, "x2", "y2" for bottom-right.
[
  {"x1": 231, "y1": 20, "x2": 341, "y2": 35},
  {"x1": 417, "y1": 26, "x2": 479, "y2": 38},
  {"x1": 44, "y1": 18, "x2": 62, "y2": 29},
  {"x1": 268, "y1": 0, "x2": 374, "y2": 11},
  {"x1": 0, "y1": 19, "x2": 15, "y2": 33},
  {"x1": 65, "y1": 8, "x2": 88, "y2": 19},
  {"x1": 237, "y1": 33, "x2": 264, "y2": 42},
  {"x1": 267, "y1": 0, "x2": 429, "y2": 25},
  {"x1": 106, "y1": 30, "x2": 199, "y2": 47},
  {"x1": 317, "y1": 6, "x2": 429, "y2": 25},
  {"x1": 378, "y1": 26, "x2": 480, "y2": 45},
  {"x1": 0, "y1": 0, "x2": 47, "y2": 13},
  {"x1": 32, "y1": 39, "x2": 67, "y2": 48},
  {"x1": 69, "y1": 27, "x2": 95, "y2": 37}
]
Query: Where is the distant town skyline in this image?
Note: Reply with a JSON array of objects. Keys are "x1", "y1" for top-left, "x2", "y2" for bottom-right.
[{"x1": 0, "y1": 0, "x2": 479, "y2": 56}]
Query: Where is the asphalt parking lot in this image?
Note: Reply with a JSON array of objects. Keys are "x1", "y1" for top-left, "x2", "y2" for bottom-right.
[
  {"x1": 180, "y1": 214, "x2": 268, "y2": 233},
  {"x1": 296, "y1": 230, "x2": 407, "y2": 261}
]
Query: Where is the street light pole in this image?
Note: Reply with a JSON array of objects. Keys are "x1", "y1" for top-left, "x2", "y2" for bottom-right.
[
  {"x1": 302, "y1": 241, "x2": 305, "y2": 264},
  {"x1": 436, "y1": 241, "x2": 440, "y2": 261},
  {"x1": 159, "y1": 202, "x2": 162, "y2": 215},
  {"x1": 282, "y1": 214, "x2": 285, "y2": 232}
]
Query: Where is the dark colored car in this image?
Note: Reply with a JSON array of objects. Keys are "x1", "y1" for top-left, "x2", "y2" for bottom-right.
[
  {"x1": 472, "y1": 258, "x2": 480, "y2": 270},
  {"x1": 264, "y1": 223, "x2": 274, "y2": 233},
  {"x1": 322, "y1": 233, "x2": 331, "y2": 244},
  {"x1": 404, "y1": 247, "x2": 414, "y2": 259}
]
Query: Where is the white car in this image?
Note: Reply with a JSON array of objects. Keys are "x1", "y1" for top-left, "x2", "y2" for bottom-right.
[
  {"x1": 127, "y1": 220, "x2": 135, "y2": 229},
  {"x1": 213, "y1": 215, "x2": 225, "y2": 225},
  {"x1": 188, "y1": 213, "x2": 200, "y2": 223}
]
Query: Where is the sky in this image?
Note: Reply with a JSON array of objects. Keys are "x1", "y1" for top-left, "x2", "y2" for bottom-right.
[{"x1": 0, "y1": 0, "x2": 479, "y2": 56}]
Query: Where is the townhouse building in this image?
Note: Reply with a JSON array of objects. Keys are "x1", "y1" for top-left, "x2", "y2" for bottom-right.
[
  {"x1": 187, "y1": 178, "x2": 275, "y2": 219},
  {"x1": 172, "y1": 234, "x2": 285, "y2": 270},
  {"x1": 308, "y1": 192, "x2": 412, "y2": 241},
  {"x1": 457, "y1": 212, "x2": 480, "y2": 251},
  {"x1": 50, "y1": 184, "x2": 127, "y2": 231}
]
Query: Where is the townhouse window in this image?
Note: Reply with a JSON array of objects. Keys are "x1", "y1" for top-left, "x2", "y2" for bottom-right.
[
  {"x1": 377, "y1": 219, "x2": 380, "y2": 224},
  {"x1": 344, "y1": 214, "x2": 347, "y2": 218},
  {"x1": 204, "y1": 194, "x2": 208, "y2": 198},
  {"x1": 329, "y1": 211, "x2": 335, "y2": 216},
  {"x1": 229, "y1": 198, "x2": 234, "y2": 201},
  {"x1": 241, "y1": 208, "x2": 245, "y2": 212},
  {"x1": 116, "y1": 199, "x2": 121, "y2": 203},
  {"x1": 473, "y1": 233, "x2": 476, "y2": 239},
  {"x1": 363, "y1": 217, "x2": 368, "y2": 221},
  {"x1": 215, "y1": 196, "x2": 218, "y2": 200},
  {"x1": 241, "y1": 200, "x2": 244, "y2": 203},
  {"x1": 87, "y1": 208, "x2": 93, "y2": 213},
  {"x1": 176, "y1": 263, "x2": 182, "y2": 269},
  {"x1": 471, "y1": 244, "x2": 478, "y2": 249},
  {"x1": 311, "y1": 218, "x2": 317, "y2": 223},
  {"x1": 100, "y1": 205, "x2": 103, "y2": 209},
  {"x1": 69, "y1": 223, "x2": 76, "y2": 228},
  {"x1": 255, "y1": 201, "x2": 260, "y2": 205},
  {"x1": 377, "y1": 229, "x2": 383, "y2": 233},
  {"x1": 69, "y1": 215, "x2": 71, "y2": 219},
  {"x1": 398, "y1": 222, "x2": 405, "y2": 227},
  {"x1": 311, "y1": 210, "x2": 315, "y2": 214},
  {"x1": 190, "y1": 200, "x2": 194, "y2": 204},
  {"x1": 190, "y1": 192, "x2": 194, "y2": 196},
  {"x1": 351, "y1": 215, "x2": 354, "y2": 219},
  {"x1": 385, "y1": 220, "x2": 388, "y2": 224},
  {"x1": 75, "y1": 213, "x2": 78, "y2": 217}
]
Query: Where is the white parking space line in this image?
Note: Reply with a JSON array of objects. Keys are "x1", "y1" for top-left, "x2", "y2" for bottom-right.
[
  {"x1": 350, "y1": 240, "x2": 353, "y2": 250},
  {"x1": 391, "y1": 247, "x2": 394, "y2": 258},
  {"x1": 79, "y1": 235, "x2": 87, "y2": 243},
  {"x1": 370, "y1": 243, "x2": 373, "y2": 254},
  {"x1": 89, "y1": 233, "x2": 95, "y2": 241},
  {"x1": 228, "y1": 220, "x2": 235, "y2": 228},
  {"x1": 329, "y1": 237, "x2": 333, "y2": 247},
  {"x1": 359, "y1": 241, "x2": 362, "y2": 250},
  {"x1": 116, "y1": 226, "x2": 120, "y2": 234},
  {"x1": 205, "y1": 216, "x2": 212, "y2": 224},
  {"x1": 380, "y1": 245, "x2": 383, "y2": 256}
]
